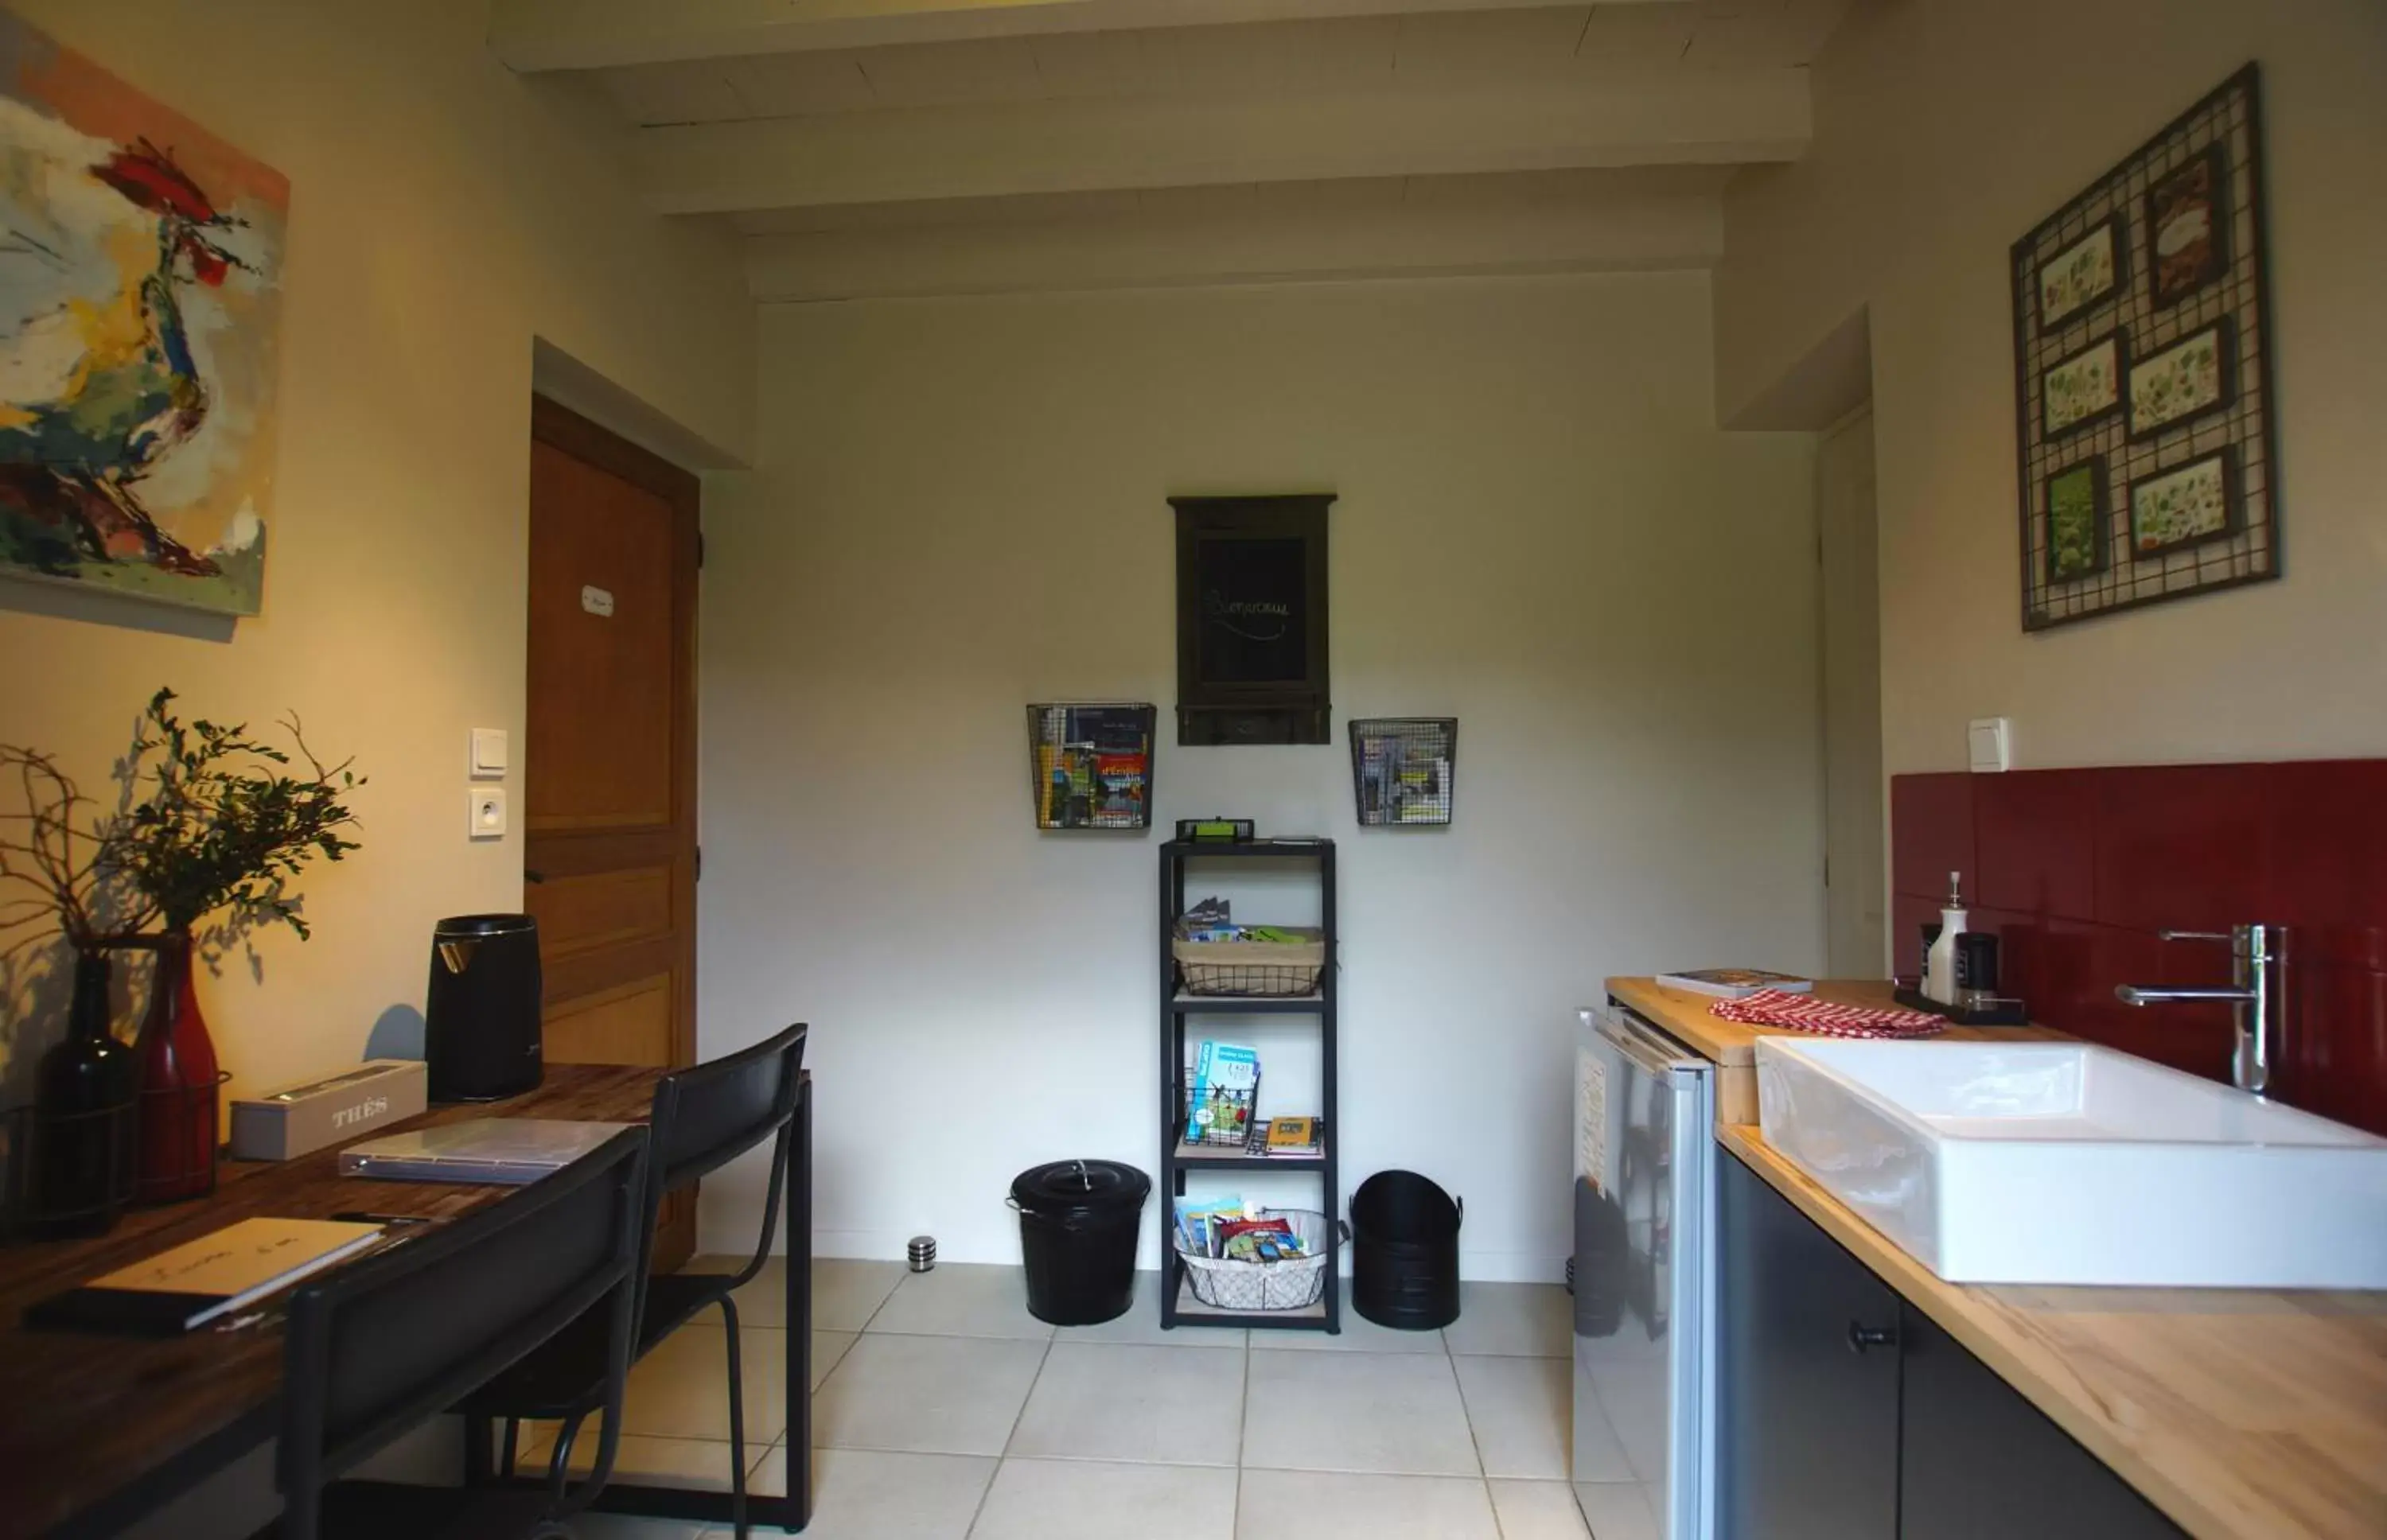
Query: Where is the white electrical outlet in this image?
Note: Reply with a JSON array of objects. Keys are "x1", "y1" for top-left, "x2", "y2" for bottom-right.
[
  {"x1": 469, "y1": 727, "x2": 508, "y2": 779},
  {"x1": 1968, "y1": 717, "x2": 2012, "y2": 773},
  {"x1": 469, "y1": 787, "x2": 508, "y2": 840}
]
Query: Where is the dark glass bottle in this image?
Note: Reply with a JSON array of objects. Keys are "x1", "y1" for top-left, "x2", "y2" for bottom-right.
[{"x1": 31, "y1": 951, "x2": 139, "y2": 1237}]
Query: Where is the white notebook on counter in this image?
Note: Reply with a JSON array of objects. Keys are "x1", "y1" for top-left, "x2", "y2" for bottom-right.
[{"x1": 338, "y1": 1118, "x2": 628, "y2": 1184}]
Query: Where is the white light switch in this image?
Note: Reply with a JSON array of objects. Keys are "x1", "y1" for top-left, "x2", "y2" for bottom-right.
[
  {"x1": 469, "y1": 788, "x2": 508, "y2": 840},
  {"x1": 469, "y1": 727, "x2": 508, "y2": 779},
  {"x1": 1968, "y1": 717, "x2": 2012, "y2": 773}
]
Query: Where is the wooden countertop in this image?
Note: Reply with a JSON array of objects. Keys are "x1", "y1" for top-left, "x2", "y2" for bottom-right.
[
  {"x1": 1722, "y1": 1123, "x2": 2387, "y2": 1540},
  {"x1": 1604, "y1": 974, "x2": 2068, "y2": 1063}
]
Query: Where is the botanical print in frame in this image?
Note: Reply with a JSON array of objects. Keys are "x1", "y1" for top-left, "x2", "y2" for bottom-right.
[
  {"x1": 2042, "y1": 457, "x2": 2108, "y2": 584},
  {"x1": 2128, "y1": 317, "x2": 2235, "y2": 441},
  {"x1": 2131, "y1": 449, "x2": 2237, "y2": 556},
  {"x1": 2145, "y1": 143, "x2": 2229, "y2": 309},
  {"x1": 2041, "y1": 332, "x2": 2122, "y2": 438},
  {"x1": 2037, "y1": 217, "x2": 2123, "y2": 329},
  {"x1": 0, "y1": 11, "x2": 287, "y2": 615},
  {"x1": 2010, "y1": 64, "x2": 2276, "y2": 632}
]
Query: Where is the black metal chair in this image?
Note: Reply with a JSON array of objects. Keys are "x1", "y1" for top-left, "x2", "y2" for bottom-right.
[
  {"x1": 270, "y1": 1125, "x2": 650, "y2": 1540},
  {"x1": 466, "y1": 1022, "x2": 808, "y2": 1540}
]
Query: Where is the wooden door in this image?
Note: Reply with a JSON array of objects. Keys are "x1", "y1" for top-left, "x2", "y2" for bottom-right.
[
  {"x1": 523, "y1": 396, "x2": 700, "y2": 1271},
  {"x1": 1818, "y1": 403, "x2": 1886, "y2": 978}
]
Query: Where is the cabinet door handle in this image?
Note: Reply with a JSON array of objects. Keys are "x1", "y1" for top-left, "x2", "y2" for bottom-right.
[{"x1": 1848, "y1": 1321, "x2": 1898, "y2": 1353}]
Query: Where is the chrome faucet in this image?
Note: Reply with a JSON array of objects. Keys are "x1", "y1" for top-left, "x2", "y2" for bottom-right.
[{"x1": 2114, "y1": 923, "x2": 2285, "y2": 1095}]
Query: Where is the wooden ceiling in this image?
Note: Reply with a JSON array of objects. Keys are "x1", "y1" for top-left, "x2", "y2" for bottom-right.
[{"x1": 491, "y1": 1, "x2": 1853, "y2": 299}]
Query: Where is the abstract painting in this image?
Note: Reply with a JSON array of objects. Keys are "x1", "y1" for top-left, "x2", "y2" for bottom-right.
[{"x1": 0, "y1": 13, "x2": 286, "y2": 615}]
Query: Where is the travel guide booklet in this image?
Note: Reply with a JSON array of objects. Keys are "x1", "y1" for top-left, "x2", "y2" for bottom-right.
[{"x1": 1654, "y1": 968, "x2": 1814, "y2": 999}]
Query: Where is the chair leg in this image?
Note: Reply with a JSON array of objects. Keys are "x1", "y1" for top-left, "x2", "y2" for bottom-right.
[
  {"x1": 463, "y1": 1412, "x2": 495, "y2": 1487},
  {"x1": 721, "y1": 1294, "x2": 748, "y2": 1540},
  {"x1": 500, "y1": 1416, "x2": 521, "y2": 1480},
  {"x1": 548, "y1": 1411, "x2": 588, "y2": 1505}
]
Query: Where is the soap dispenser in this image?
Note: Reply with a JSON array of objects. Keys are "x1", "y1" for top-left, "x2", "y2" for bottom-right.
[{"x1": 1926, "y1": 872, "x2": 1968, "y2": 1005}]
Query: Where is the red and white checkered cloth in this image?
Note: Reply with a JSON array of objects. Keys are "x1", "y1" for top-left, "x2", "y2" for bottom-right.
[{"x1": 1708, "y1": 989, "x2": 1945, "y2": 1039}]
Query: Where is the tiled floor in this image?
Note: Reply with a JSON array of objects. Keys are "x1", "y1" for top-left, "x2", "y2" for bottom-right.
[{"x1": 535, "y1": 1260, "x2": 1589, "y2": 1540}]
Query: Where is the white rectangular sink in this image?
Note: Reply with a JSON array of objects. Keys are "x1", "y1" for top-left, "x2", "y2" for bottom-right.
[{"x1": 1755, "y1": 1037, "x2": 2387, "y2": 1288}]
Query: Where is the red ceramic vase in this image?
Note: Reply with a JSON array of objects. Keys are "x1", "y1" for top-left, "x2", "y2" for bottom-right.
[{"x1": 134, "y1": 931, "x2": 221, "y2": 1204}]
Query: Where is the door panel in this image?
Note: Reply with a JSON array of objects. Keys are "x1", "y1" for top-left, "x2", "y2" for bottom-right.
[
  {"x1": 525, "y1": 395, "x2": 699, "y2": 1271},
  {"x1": 1719, "y1": 1153, "x2": 1900, "y2": 1540},
  {"x1": 1899, "y1": 1305, "x2": 2186, "y2": 1540}
]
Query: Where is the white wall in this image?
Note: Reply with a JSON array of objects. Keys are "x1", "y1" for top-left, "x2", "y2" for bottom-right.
[
  {"x1": 1716, "y1": 0, "x2": 2387, "y2": 773},
  {"x1": 0, "y1": 2, "x2": 752, "y2": 1106},
  {"x1": 699, "y1": 273, "x2": 1820, "y2": 1281}
]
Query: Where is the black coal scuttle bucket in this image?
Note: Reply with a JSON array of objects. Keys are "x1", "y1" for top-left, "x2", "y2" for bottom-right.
[
  {"x1": 1350, "y1": 1169, "x2": 1462, "y2": 1331},
  {"x1": 1010, "y1": 1159, "x2": 1152, "y2": 1326}
]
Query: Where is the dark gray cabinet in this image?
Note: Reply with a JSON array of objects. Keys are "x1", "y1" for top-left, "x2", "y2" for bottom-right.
[
  {"x1": 1719, "y1": 1149, "x2": 1902, "y2": 1540},
  {"x1": 1898, "y1": 1305, "x2": 2183, "y2": 1540},
  {"x1": 1719, "y1": 1153, "x2": 2186, "y2": 1540}
]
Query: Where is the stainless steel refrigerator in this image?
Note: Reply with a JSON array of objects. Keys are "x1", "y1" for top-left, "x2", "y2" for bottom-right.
[{"x1": 1573, "y1": 1005, "x2": 1715, "y2": 1540}]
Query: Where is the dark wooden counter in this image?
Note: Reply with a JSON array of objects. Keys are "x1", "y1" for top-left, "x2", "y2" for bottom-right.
[{"x1": 0, "y1": 1064, "x2": 664, "y2": 1540}]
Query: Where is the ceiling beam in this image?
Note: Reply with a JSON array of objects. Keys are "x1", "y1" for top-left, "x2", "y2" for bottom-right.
[
  {"x1": 743, "y1": 180, "x2": 1724, "y2": 301},
  {"x1": 632, "y1": 69, "x2": 1809, "y2": 216},
  {"x1": 490, "y1": 0, "x2": 1649, "y2": 72}
]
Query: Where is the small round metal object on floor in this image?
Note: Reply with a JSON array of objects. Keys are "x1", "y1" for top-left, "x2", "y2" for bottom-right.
[{"x1": 907, "y1": 1235, "x2": 937, "y2": 1273}]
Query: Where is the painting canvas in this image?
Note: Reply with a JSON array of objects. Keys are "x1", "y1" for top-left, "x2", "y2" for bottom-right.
[
  {"x1": 2043, "y1": 458, "x2": 2107, "y2": 583},
  {"x1": 2144, "y1": 144, "x2": 2228, "y2": 309},
  {"x1": 2128, "y1": 318, "x2": 2233, "y2": 440},
  {"x1": 2041, "y1": 333, "x2": 2120, "y2": 438},
  {"x1": 2036, "y1": 218, "x2": 2121, "y2": 329},
  {"x1": 0, "y1": 13, "x2": 286, "y2": 615},
  {"x1": 2131, "y1": 450, "x2": 2237, "y2": 555}
]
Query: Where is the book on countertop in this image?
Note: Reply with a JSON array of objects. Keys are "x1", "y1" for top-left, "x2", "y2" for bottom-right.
[
  {"x1": 25, "y1": 1216, "x2": 385, "y2": 1336},
  {"x1": 1260, "y1": 1116, "x2": 1323, "y2": 1157},
  {"x1": 1654, "y1": 968, "x2": 1814, "y2": 999}
]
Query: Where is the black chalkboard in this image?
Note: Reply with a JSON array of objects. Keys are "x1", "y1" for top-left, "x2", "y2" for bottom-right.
[{"x1": 1171, "y1": 495, "x2": 1332, "y2": 745}]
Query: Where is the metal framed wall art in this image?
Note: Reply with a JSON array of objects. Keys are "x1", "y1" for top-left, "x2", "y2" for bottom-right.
[{"x1": 2010, "y1": 63, "x2": 2277, "y2": 631}]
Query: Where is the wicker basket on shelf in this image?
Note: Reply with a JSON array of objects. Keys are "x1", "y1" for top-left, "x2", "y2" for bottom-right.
[
  {"x1": 1177, "y1": 1208, "x2": 1345, "y2": 1312},
  {"x1": 1171, "y1": 928, "x2": 1326, "y2": 997}
]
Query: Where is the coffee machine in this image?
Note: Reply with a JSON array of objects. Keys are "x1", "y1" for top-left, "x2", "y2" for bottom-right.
[{"x1": 424, "y1": 914, "x2": 543, "y2": 1101}]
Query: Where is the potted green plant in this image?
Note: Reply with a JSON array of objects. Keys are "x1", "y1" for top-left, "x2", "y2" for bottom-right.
[{"x1": 2, "y1": 689, "x2": 364, "y2": 1205}]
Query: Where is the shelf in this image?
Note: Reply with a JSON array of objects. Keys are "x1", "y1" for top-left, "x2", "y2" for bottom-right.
[
  {"x1": 1162, "y1": 838, "x2": 1334, "y2": 860},
  {"x1": 1170, "y1": 992, "x2": 1323, "y2": 1013},
  {"x1": 1170, "y1": 1274, "x2": 1331, "y2": 1330},
  {"x1": 1170, "y1": 1138, "x2": 1326, "y2": 1169}
]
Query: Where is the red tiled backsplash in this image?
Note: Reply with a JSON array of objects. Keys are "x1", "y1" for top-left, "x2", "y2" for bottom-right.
[{"x1": 1891, "y1": 762, "x2": 2387, "y2": 1137}]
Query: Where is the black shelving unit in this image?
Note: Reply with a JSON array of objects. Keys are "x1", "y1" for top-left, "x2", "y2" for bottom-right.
[{"x1": 1159, "y1": 838, "x2": 1340, "y2": 1333}]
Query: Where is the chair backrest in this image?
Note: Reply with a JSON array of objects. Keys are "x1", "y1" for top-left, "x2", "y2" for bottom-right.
[
  {"x1": 277, "y1": 1126, "x2": 649, "y2": 1540},
  {"x1": 639, "y1": 1022, "x2": 806, "y2": 1294}
]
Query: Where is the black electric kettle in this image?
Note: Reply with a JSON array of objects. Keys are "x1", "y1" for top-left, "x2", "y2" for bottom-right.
[{"x1": 424, "y1": 914, "x2": 543, "y2": 1101}]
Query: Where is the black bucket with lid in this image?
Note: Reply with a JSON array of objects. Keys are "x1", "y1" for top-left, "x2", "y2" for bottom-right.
[
  {"x1": 1350, "y1": 1169, "x2": 1463, "y2": 1330},
  {"x1": 1010, "y1": 1158, "x2": 1152, "y2": 1326}
]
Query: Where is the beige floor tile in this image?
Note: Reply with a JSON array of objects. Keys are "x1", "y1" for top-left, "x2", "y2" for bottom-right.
[
  {"x1": 1488, "y1": 1480, "x2": 1595, "y2": 1539},
  {"x1": 785, "y1": 1448, "x2": 998, "y2": 1540},
  {"x1": 809, "y1": 1256, "x2": 910, "y2": 1332},
  {"x1": 1240, "y1": 1349, "x2": 1479, "y2": 1477},
  {"x1": 515, "y1": 1428, "x2": 785, "y2": 1497},
  {"x1": 813, "y1": 1329, "x2": 858, "y2": 1390},
  {"x1": 868, "y1": 1262, "x2": 1053, "y2": 1340},
  {"x1": 1440, "y1": 1282, "x2": 1572, "y2": 1359},
  {"x1": 617, "y1": 1322, "x2": 788, "y2": 1444},
  {"x1": 1054, "y1": 1270, "x2": 1246, "y2": 1348},
  {"x1": 1233, "y1": 1468, "x2": 1499, "y2": 1539},
  {"x1": 1006, "y1": 1340, "x2": 1246, "y2": 1467},
  {"x1": 1568, "y1": 1480, "x2": 1662, "y2": 1540},
  {"x1": 1266, "y1": 1281, "x2": 1446, "y2": 1354},
  {"x1": 1453, "y1": 1354, "x2": 1571, "y2": 1479},
  {"x1": 970, "y1": 1456, "x2": 1237, "y2": 1540},
  {"x1": 812, "y1": 1333, "x2": 1049, "y2": 1456}
]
